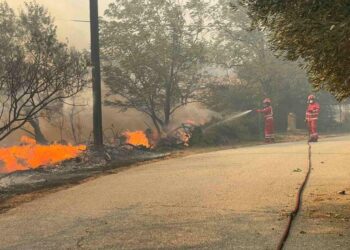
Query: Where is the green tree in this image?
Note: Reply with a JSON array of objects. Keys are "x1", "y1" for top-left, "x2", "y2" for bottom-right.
[
  {"x1": 236, "y1": 46, "x2": 312, "y2": 130},
  {"x1": 101, "y1": 0, "x2": 209, "y2": 134},
  {"x1": 241, "y1": 0, "x2": 350, "y2": 100},
  {"x1": 0, "y1": 1, "x2": 88, "y2": 142},
  {"x1": 205, "y1": 0, "x2": 312, "y2": 131}
]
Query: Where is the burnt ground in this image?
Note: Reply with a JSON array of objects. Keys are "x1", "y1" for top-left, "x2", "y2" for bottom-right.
[{"x1": 0, "y1": 146, "x2": 170, "y2": 213}]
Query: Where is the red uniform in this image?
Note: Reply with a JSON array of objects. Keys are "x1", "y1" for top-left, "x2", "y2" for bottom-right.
[
  {"x1": 306, "y1": 102, "x2": 320, "y2": 141},
  {"x1": 257, "y1": 106, "x2": 274, "y2": 141}
]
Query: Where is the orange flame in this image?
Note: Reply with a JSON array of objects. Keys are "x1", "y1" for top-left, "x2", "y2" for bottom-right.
[
  {"x1": 123, "y1": 131, "x2": 150, "y2": 148},
  {"x1": 0, "y1": 136, "x2": 86, "y2": 174}
]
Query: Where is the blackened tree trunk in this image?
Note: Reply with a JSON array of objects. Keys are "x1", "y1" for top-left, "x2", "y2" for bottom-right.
[{"x1": 28, "y1": 118, "x2": 48, "y2": 144}]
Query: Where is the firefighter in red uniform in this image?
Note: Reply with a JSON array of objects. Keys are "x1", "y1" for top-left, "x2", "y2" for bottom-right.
[
  {"x1": 256, "y1": 98, "x2": 274, "y2": 143},
  {"x1": 305, "y1": 94, "x2": 320, "y2": 142}
]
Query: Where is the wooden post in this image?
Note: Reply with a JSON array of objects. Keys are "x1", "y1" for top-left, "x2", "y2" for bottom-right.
[{"x1": 89, "y1": 0, "x2": 103, "y2": 147}]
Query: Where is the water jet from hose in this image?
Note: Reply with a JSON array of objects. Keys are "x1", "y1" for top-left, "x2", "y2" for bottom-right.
[{"x1": 203, "y1": 110, "x2": 252, "y2": 133}]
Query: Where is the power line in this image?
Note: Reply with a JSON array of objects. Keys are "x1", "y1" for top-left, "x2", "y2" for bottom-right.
[{"x1": 70, "y1": 19, "x2": 90, "y2": 23}]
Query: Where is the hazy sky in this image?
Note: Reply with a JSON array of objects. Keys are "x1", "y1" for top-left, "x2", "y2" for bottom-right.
[{"x1": 9, "y1": 0, "x2": 115, "y2": 49}]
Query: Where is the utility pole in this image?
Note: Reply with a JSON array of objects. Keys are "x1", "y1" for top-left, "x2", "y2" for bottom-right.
[{"x1": 89, "y1": 0, "x2": 103, "y2": 147}]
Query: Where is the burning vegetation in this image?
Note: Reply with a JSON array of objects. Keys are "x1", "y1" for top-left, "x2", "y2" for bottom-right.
[
  {"x1": 123, "y1": 131, "x2": 151, "y2": 148},
  {"x1": 0, "y1": 136, "x2": 86, "y2": 174},
  {"x1": 0, "y1": 134, "x2": 170, "y2": 202},
  {"x1": 0, "y1": 125, "x2": 197, "y2": 175}
]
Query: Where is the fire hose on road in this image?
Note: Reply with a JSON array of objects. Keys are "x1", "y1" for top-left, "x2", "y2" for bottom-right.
[{"x1": 277, "y1": 141, "x2": 313, "y2": 250}]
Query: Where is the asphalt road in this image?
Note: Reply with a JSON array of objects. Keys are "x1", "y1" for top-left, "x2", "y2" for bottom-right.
[{"x1": 0, "y1": 136, "x2": 349, "y2": 249}]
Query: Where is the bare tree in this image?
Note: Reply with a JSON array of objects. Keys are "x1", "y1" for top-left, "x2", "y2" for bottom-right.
[{"x1": 0, "y1": 2, "x2": 88, "y2": 142}]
